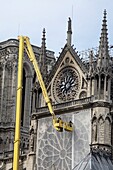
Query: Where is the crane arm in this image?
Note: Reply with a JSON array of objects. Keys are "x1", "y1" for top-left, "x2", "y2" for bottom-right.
[
  {"x1": 24, "y1": 36, "x2": 55, "y2": 118},
  {"x1": 13, "y1": 36, "x2": 24, "y2": 170}
]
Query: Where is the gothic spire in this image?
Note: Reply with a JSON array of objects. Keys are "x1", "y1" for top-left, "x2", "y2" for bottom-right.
[
  {"x1": 67, "y1": 17, "x2": 72, "y2": 46},
  {"x1": 97, "y1": 10, "x2": 110, "y2": 69},
  {"x1": 40, "y1": 28, "x2": 46, "y2": 59},
  {"x1": 40, "y1": 28, "x2": 47, "y2": 79}
]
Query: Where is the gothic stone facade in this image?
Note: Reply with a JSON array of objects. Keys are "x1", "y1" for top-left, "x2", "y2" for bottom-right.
[
  {"x1": 0, "y1": 10, "x2": 113, "y2": 170},
  {"x1": 0, "y1": 37, "x2": 55, "y2": 169}
]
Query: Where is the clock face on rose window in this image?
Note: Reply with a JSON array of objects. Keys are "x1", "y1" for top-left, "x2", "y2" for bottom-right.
[{"x1": 53, "y1": 67, "x2": 80, "y2": 102}]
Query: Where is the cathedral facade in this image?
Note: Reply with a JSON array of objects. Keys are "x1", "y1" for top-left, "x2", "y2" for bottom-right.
[{"x1": 0, "y1": 10, "x2": 113, "y2": 170}]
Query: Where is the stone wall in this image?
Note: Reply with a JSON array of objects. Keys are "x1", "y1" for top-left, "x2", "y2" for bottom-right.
[{"x1": 36, "y1": 109, "x2": 91, "y2": 170}]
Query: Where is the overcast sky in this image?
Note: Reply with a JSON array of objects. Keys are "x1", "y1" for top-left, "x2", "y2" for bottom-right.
[{"x1": 0, "y1": 0, "x2": 113, "y2": 56}]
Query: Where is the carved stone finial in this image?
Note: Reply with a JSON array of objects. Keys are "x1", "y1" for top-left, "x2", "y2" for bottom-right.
[
  {"x1": 97, "y1": 10, "x2": 110, "y2": 69},
  {"x1": 41, "y1": 28, "x2": 46, "y2": 56},
  {"x1": 39, "y1": 28, "x2": 47, "y2": 81},
  {"x1": 67, "y1": 17, "x2": 72, "y2": 46},
  {"x1": 68, "y1": 17, "x2": 72, "y2": 32}
]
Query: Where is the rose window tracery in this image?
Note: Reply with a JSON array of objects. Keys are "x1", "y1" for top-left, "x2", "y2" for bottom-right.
[{"x1": 53, "y1": 67, "x2": 80, "y2": 102}]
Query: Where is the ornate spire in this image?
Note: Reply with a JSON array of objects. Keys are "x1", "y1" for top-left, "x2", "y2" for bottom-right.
[
  {"x1": 97, "y1": 10, "x2": 110, "y2": 69},
  {"x1": 89, "y1": 50, "x2": 94, "y2": 74},
  {"x1": 40, "y1": 28, "x2": 46, "y2": 58},
  {"x1": 40, "y1": 28, "x2": 47, "y2": 80},
  {"x1": 67, "y1": 17, "x2": 72, "y2": 46}
]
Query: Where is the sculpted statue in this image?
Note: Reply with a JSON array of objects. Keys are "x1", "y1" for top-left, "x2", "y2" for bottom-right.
[
  {"x1": 29, "y1": 126, "x2": 34, "y2": 152},
  {"x1": 92, "y1": 120, "x2": 97, "y2": 144}
]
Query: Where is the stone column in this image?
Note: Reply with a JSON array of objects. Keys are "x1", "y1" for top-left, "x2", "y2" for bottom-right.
[
  {"x1": 1, "y1": 62, "x2": 8, "y2": 122},
  {"x1": 104, "y1": 76, "x2": 107, "y2": 100},
  {"x1": 92, "y1": 79, "x2": 95, "y2": 96},
  {"x1": 108, "y1": 78, "x2": 111, "y2": 101},
  {"x1": 6, "y1": 62, "x2": 13, "y2": 121},
  {"x1": 87, "y1": 78, "x2": 91, "y2": 97},
  {"x1": 10, "y1": 61, "x2": 17, "y2": 122},
  {"x1": 98, "y1": 75, "x2": 101, "y2": 99},
  {"x1": 0, "y1": 62, "x2": 5, "y2": 121}
]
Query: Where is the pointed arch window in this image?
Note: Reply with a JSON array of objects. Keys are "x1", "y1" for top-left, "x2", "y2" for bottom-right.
[
  {"x1": 106, "y1": 76, "x2": 109, "y2": 91},
  {"x1": 36, "y1": 88, "x2": 42, "y2": 108},
  {"x1": 21, "y1": 62, "x2": 33, "y2": 127},
  {"x1": 95, "y1": 75, "x2": 99, "y2": 92},
  {"x1": 104, "y1": 117, "x2": 111, "y2": 144},
  {"x1": 92, "y1": 117, "x2": 97, "y2": 144},
  {"x1": 0, "y1": 137, "x2": 3, "y2": 152},
  {"x1": 98, "y1": 117, "x2": 104, "y2": 143},
  {"x1": 101, "y1": 74, "x2": 105, "y2": 91}
]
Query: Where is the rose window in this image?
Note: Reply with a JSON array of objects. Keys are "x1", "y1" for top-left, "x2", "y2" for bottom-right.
[{"x1": 53, "y1": 67, "x2": 80, "y2": 102}]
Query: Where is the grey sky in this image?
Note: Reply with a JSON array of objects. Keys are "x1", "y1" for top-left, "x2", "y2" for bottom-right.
[{"x1": 0, "y1": 0, "x2": 113, "y2": 56}]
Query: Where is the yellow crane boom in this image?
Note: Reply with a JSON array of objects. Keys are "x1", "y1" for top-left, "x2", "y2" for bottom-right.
[
  {"x1": 24, "y1": 37, "x2": 55, "y2": 118},
  {"x1": 13, "y1": 36, "x2": 24, "y2": 170},
  {"x1": 13, "y1": 36, "x2": 73, "y2": 170}
]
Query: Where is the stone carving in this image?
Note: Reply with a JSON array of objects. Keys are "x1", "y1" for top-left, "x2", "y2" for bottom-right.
[
  {"x1": 92, "y1": 118, "x2": 97, "y2": 144},
  {"x1": 91, "y1": 144, "x2": 112, "y2": 157},
  {"x1": 29, "y1": 126, "x2": 34, "y2": 152},
  {"x1": 79, "y1": 91, "x2": 87, "y2": 99}
]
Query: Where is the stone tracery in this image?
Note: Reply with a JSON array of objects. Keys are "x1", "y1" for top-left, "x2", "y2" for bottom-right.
[{"x1": 53, "y1": 67, "x2": 80, "y2": 102}]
